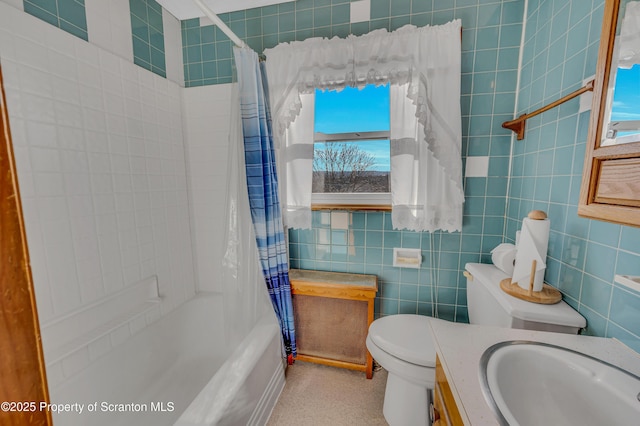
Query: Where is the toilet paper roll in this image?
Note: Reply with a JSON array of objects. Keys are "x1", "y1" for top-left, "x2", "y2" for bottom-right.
[
  {"x1": 512, "y1": 217, "x2": 550, "y2": 292},
  {"x1": 491, "y1": 243, "x2": 517, "y2": 275}
]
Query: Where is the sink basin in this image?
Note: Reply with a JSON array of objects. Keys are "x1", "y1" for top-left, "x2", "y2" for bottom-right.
[{"x1": 479, "y1": 341, "x2": 640, "y2": 426}]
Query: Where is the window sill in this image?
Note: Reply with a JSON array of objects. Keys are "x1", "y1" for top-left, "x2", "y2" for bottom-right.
[{"x1": 311, "y1": 204, "x2": 391, "y2": 212}]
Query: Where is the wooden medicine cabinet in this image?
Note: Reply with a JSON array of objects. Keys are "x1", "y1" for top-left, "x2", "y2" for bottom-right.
[{"x1": 579, "y1": 0, "x2": 640, "y2": 227}]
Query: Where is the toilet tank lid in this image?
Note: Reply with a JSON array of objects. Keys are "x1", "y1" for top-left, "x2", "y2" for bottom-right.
[{"x1": 465, "y1": 263, "x2": 586, "y2": 328}]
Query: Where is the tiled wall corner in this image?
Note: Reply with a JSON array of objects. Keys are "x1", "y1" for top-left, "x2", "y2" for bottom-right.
[
  {"x1": 181, "y1": 0, "x2": 359, "y2": 87},
  {"x1": 129, "y1": 0, "x2": 166, "y2": 78},
  {"x1": 181, "y1": 16, "x2": 234, "y2": 87},
  {"x1": 508, "y1": 0, "x2": 640, "y2": 352}
]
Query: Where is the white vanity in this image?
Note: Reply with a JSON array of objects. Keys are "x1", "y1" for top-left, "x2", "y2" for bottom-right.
[{"x1": 429, "y1": 320, "x2": 640, "y2": 425}]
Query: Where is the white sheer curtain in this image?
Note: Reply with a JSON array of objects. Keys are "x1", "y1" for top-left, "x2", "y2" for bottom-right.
[
  {"x1": 390, "y1": 83, "x2": 464, "y2": 232},
  {"x1": 264, "y1": 20, "x2": 464, "y2": 232},
  {"x1": 277, "y1": 93, "x2": 315, "y2": 229}
]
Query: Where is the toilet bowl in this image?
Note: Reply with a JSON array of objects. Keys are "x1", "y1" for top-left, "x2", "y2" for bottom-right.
[
  {"x1": 366, "y1": 314, "x2": 438, "y2": 426},
  {"x1": 366, "y1": 263, "x2": 587, "y2": 426}
]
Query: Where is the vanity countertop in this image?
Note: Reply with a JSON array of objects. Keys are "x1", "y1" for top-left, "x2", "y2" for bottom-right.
[{"x1": 428, "y1": 320, "x2": 640, "y2": 425}]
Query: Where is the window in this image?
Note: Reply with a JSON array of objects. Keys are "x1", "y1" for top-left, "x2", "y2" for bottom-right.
[
  {"x1": 605, "y1": 64, "x2": 640, "y2": 144},
  {"x1": 312, "y1": 84, "x2": 391, "y2": 208},
  {"x1": 265, "y1": 21, "x2": 464, "y2": 231}
]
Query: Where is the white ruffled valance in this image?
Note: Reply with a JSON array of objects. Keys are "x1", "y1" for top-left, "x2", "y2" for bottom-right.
[{"x1": 264, "y1": 21, "x2": 463, "y2": 232}]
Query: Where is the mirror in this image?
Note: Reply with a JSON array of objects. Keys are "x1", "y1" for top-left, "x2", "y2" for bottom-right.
[
  {"x1": 579, "y1": 0, "x2": 640, "y2": 227},
  {"x1": 601, "y1": 0, "x2": 640, "y2": 146}
]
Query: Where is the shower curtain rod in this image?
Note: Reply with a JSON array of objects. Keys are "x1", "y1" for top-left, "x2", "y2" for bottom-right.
[{"x1": 192, "y1": 0, "x2": 247, "y2": 49}]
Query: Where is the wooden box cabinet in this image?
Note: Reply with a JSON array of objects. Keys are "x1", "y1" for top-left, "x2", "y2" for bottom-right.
[
  {"x1": 289, "y1": 269, "x2": 378, "y2": 378},
  {"x1": 433, "y1": 356, "x2": 463, "y2": 426}
]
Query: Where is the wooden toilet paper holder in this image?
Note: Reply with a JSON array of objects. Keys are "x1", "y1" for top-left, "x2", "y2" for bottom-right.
[{"x1": 500, "y1": 260, "x2": 562, "y2": 305}]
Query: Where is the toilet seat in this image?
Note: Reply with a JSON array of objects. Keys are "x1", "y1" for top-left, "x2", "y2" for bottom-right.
[{"x1": 368, "y1": 314, "x2": 436, "y2": 367}]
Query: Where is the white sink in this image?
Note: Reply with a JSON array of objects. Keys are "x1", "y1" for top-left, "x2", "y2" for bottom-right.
[{"x1": 480, "y1": 341, "x2": 640, "y2": 426}]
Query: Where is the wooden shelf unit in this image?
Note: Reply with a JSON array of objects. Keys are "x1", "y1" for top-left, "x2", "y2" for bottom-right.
[{"x1": 289, "y1": 269, "x2": 378, "y2": 379}]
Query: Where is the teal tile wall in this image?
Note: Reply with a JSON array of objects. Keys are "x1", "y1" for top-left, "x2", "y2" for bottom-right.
[
  {"x1": 181, "y1": 0, "x2": 356, "y2": 86},
  {"x1": 508, "y1": 0, "x2": 640, "y2": 352},
  {"x1": 181, "y1": 0, "x2": 524, "y2": 91},
  {"x1": 289, "y1": 211, "x2": 490, "y2": 322},
  {"x1": 130, "y1": 0, "x2": 166, "y2": 78},
  {"x1": 181, "y1": 17, "x2": 235, "y2": 85},
  {"x1": 279, "y1": 0, "x2": 524, "y2": 321},
  {"x1": 23, "y1": 0, "x2": 88, "y2": 41}
]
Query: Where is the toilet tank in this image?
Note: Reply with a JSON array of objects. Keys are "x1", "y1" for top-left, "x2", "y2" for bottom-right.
[{"x1": 465, "y1": 263, "x2": 586, "y2": 334}]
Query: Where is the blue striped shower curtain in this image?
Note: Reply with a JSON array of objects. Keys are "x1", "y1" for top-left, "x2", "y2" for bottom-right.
[{"x1": 233, "y1": 47, "x2": 297, "y2": 359}]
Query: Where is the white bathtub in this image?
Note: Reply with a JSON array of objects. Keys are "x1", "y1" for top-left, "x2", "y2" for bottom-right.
[{"x1": 50, "y1": 293, "x2": 285, "y2": 426}]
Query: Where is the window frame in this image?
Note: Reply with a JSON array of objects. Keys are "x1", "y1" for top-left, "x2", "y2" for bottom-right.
[{"x1": 311, "y1": 130, "x2": 392, "y2": 210}]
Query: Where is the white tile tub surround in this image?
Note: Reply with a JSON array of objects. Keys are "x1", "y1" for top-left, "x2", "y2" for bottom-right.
[
  {"x1": 182, "y1": 83, "x2": 234, "y2": 292},
  {"x1": 0, "y1": 0, "x2": 196, "y2": 382},
  {"x1": 42, "y1": 276, "x2": 161, "y2": 366}
]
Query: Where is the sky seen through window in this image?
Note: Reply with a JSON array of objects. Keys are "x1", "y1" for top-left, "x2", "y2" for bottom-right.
[{"x1": 314, "y1": 84, "x2": 391, "y2": 171}]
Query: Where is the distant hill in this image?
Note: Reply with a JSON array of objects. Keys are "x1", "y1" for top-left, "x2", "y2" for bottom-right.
[{"x1": 312, "y1": 170, "x2": 390, "y2": 193}]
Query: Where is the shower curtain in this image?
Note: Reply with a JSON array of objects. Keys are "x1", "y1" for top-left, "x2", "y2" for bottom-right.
[{"x1": 233, "y1": 46, "x2": 297, "y2": 359}]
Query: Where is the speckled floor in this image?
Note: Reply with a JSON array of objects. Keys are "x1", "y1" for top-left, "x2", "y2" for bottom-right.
[{"x1": 267, "y1": 361, "x2": 388, "y2": 426}]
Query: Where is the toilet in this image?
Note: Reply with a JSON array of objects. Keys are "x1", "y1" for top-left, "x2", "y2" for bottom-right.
[{"x1": 366, "y1": 263, "x2": 586, "y2": 426}]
